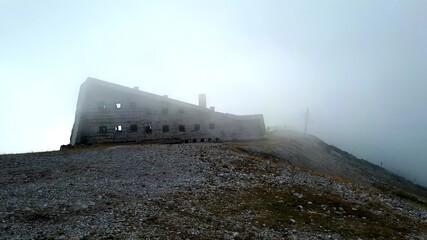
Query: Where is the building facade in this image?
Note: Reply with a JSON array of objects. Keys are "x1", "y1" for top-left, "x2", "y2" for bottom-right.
[{"x1": 70, "y1": 78, "x2": 266, "y2": 145}]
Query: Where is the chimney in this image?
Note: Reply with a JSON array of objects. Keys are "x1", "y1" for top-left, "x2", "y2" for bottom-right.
[
  {"x1": 198, "y1": 94, "x2": 206, "y2": 108},
  {"x1": 210, "y1": 106, "x2": 215, "y2": 111}
]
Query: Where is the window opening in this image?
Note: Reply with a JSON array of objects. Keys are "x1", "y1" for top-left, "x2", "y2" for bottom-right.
[
  {"x1": 116, "y1": 103, "x2": 122, "y2": 109},
  {"x1": 179, "y1": 125, "x2": 185, "y2": 132},
  {"x1": 98, "y1": 102, "x2": 107, "y2": 110},
  {"x1": 130, "y1": 124, "x2": 138, "y2": 132},
  {"x1": 163, "y1": 125, "x2": 169, "y2": 132},
  {"x1": 99, "y1": 126, "x2": 107, "y2": 134},
  {"x1": 145, "y1": 126, "x2": 152, "y2": 134},
  {"x1": 115, "y1": 125, "x2": 122, "y2": 132},
  {"x1": 80, "y1": 136, "x2": 88, "y2": 144},
  {"x1": 192, "y1": 139, "x2": 197, "y2": 143}
]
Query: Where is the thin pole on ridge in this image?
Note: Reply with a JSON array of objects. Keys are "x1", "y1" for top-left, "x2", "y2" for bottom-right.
[{"x1": 304, "y1": 108, "x2": 309, "y2": 134}]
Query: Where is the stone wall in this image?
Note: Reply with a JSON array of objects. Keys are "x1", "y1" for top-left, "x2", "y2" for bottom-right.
[{"x1": 70, "y1": 78, "x2": 265, "y2": 145}]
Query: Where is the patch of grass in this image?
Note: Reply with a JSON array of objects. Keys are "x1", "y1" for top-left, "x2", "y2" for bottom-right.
[
  {"x1": 394, "y1": 190, "x2": 427, "y2": 208},
  {"x1": 227, "y1": 144, "x2": 281, "y2": 162},
  {"x1": 200, "y1": 184, "x2": 420, "y2": 239},
  {"x1": 373, "y1": 183, "x2": 427, "y2": 210}
]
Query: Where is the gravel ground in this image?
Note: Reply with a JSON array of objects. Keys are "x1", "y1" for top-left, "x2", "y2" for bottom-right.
[{"x1": 0, "y1": 142, "x2": 426, "y2": 239}]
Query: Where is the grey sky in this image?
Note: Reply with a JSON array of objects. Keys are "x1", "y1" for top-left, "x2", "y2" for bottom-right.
[{"x1": 1, "y1": 0, "x2": 426, "y2": 185}]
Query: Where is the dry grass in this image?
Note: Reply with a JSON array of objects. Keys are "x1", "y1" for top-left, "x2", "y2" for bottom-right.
[{"x1": 200, "y1": 183, "x2": 421, "y2": 239}]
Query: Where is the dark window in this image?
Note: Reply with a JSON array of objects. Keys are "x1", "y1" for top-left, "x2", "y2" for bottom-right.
[
  {"x1": 130, "y1": 124, "x2": 138, "y2": 132},
  {"x1": 192, "y1": 139, "x2": 197, "y2": 143},
  {"x1": 99, "y1": 126, "x2": 107, "y2": 133},
  {"x1": 115, "y1": 125, "x2": 122, "y2": 132},
  {"x1": 145, "y1": 126, "x2": 152, "y2": 134},
  {"x1": 179, "y1": 125, "x2": 185, "y2": 132},
  {"x1": 194, "y1": 124, "x2": 200, "y2": 131},
  {"x1": 209, "y1": 123, "x2": 215, "y2": 129},
  {"x1": 162, "y1": 108, "x2": 168, "y2": 114},
  {"x1": 215, "y1": 137, "x2": 220, "y2": 142},
  {"x1": 115, "y1": 103, "x2": 122, "y2": 109},
  {"x1": 185, "y1": 140, "x2": 189, "y2": 143},
  {"x1": 200, "y1": 138, "x2": 205, "y2": 142},
  {"x1": 162, "y1": 125, "x2": 169, "y2": 132},
  {"x1": 178, "y1": 108, "x2": 184, "y2": 114},
  {"x1": 80, "y1": 136, "x2": 88, "y2": 144},
  {"x1": 208, "y1": 138, "x2": 212, "y2": 142},
  {"x1": 130, "y1": 101, "x2": 137, "y2": 109}
]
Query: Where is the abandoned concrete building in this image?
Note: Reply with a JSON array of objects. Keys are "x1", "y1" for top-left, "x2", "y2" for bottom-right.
[{"x1": 70, "y1": 77, "x2": 266, "y2": 145}]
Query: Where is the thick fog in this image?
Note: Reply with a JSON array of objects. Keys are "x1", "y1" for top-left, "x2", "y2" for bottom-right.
[{"x1": 1, "y1": 1, "x2": 426, "y2": 186}]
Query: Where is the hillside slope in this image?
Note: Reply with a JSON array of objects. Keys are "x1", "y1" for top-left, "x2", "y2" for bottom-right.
[
  {"x1": 0, "y1": 134, "x2": 426, "y2": 239},
  {"x1": 233, "y1": 129, "x2": 427, "y2": 203}
]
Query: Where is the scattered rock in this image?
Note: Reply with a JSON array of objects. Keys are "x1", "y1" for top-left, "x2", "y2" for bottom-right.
[{"x1": 0, "y1": 142, "x2": 425, "y2": 239}]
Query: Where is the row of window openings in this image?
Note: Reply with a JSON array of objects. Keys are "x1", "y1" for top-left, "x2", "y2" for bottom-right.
[
  {"x1": 99, "y1": 102, "x2": 127, "y2": 109},
  {"x1": 184, "y1": 138, "x2": 220, "y2": 143},
  {"x1": 99, "y1": 123, "x2": 215, "y2": 134},
  {"x1": 99, "y1": 102, "x2": 182, "y2": 115}
]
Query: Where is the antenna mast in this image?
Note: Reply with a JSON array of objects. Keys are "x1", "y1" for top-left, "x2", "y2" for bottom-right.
[{"x1": 304, "y1": 108, "x2": 309, "y2": 134}]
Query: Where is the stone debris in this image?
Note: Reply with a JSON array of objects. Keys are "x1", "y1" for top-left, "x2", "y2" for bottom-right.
[{"x1": 0, "y1": 142, "x2": 426, "y2": 239}]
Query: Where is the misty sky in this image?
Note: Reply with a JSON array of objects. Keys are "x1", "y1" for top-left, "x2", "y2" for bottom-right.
[{"x1": 1, "y1": 0, "x2": 426, "y2": 186}]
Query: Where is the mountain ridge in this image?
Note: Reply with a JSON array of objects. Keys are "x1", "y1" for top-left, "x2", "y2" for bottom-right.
[{"x1": 0, "y1": 130, "x2": 426, "y2": 239}]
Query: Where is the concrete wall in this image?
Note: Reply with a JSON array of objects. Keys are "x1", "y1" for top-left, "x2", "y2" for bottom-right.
[{"x1": 70, "y1": 78, "x2": 266, "y2": 145}]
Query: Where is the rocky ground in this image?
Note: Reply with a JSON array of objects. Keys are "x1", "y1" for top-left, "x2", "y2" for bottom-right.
[{"x1": 1, "y1": 137, "x2": 426, "y2": 239}]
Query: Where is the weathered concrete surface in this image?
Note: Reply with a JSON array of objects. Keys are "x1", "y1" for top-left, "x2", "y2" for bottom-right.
[{"x1": 70, "y1": 77, "x2": 265, "y2": 145}]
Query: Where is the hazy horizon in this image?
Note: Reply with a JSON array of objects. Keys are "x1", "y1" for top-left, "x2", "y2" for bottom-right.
[{"x1": 1, "y1": 0, "x2": 426, "y2": 186}]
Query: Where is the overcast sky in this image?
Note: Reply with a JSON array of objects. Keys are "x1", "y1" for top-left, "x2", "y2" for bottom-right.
[{"x1": 1, "y1": 0, "x2": 426, "y2": 186}]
